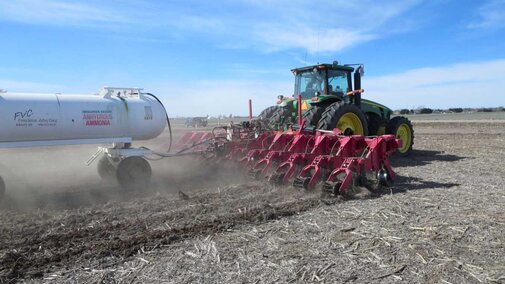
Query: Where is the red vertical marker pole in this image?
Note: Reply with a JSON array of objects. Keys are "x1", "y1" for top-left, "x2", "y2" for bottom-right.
[{"x1": 248, "y1": 99, "x2": 253, "y2": 122}]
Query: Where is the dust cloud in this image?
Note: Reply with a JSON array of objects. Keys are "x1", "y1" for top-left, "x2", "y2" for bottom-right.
[{"x1": 0, "y1": 126, "x2": 246, "y2": 211}]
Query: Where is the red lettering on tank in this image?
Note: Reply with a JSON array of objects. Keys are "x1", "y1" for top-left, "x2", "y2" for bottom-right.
[
  {"x1": 85, "y1": 120, "x2": 111, "y2": 126},
  {"x1": 83, "y1": 110, "x2": 112, "y2": 126}
]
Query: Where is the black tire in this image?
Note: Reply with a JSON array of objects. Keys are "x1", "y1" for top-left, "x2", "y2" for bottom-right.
[
  {"x1": 317, "y1": 102, "x2": 368, "y2": 135},
  {"x1": 366, "y1": 113, "x2": 387, "y2": 135},
  {"x1": 116, "y1": 156, "x2": 152, "y2": 190},
  {"x1": 0, "y1": 176, "x2": 5, "y2": 201},
  {"x1": 268, "y1": 107, "x2": 291, "y2": 129},
  {"x1": 386, "y1": 116, "x2": 414, "y2": 156},
  {"x1": 258, "y1": 106, "x2": 278, "y2": 121},
  {"x1": 97, "y1": 155, "x2": 116, "y2": 181},
  {"x1": 302, "y1": 105, "x2": 326, "y2": 128}
]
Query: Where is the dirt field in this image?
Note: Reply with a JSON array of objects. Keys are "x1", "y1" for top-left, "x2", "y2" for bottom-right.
[{"x1": 1, "y1": 115, "x2": 504, "y2": 283}]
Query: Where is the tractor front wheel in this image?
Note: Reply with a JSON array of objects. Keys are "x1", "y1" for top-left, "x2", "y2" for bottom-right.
[
  {"x1": 386, "y1": 116, "x2": 414, "y2": 156},
  {"x1": 258, "y1": 106, "x2": 279, "y2": 128},
  {"x1": 258, "y1": 106, "x2": 278, "y2": 121},
  {"x1": 268, "y1": 106, "x2": 291, "y2": 130},
  {"x1": 302, "y1": 105, "x2": 326, "y2": 128},
  {"x1": 318, "y1": 102, "x2": 368, "y2": 135}
]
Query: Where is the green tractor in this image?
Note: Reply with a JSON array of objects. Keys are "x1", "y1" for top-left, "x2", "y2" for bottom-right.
[{"x1": 258, "y1": 61, "x2": 414, "y2": 155}]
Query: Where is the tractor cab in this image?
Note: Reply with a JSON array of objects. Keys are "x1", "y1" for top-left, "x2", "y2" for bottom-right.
[{"x1": 292, "y1": 63, "x2": 354, "y2": 100}]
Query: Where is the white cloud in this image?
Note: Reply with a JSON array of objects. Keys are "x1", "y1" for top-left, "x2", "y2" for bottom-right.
[
  {"x1": 468, "y1": 0, "x2": 505, "y2": 30},
  {"x1": 0, "y1": 0, "x2": 128, "y2": 27},
  {"x1": 256, "y1": 26, "x2": 376, "y2": 53},
  {"x1": 0, "y1": 0, "x2": 424, "y2": 53},
  {"x1": 364, "y1": 59, "x2": 505, "y2": 109}
]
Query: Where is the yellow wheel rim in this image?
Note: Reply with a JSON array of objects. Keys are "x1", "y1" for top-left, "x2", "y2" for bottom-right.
[
  {"x1": 396, "y1": 123, "x2": 412, "y2": 153},
  {"x1": 337, "y1": 113, "x2": 364, "y2": 135}
]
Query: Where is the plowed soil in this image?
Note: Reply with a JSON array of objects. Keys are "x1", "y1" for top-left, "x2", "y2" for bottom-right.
[{"x1": 0, "y1": 118, "x2": 504, "y2": 283}]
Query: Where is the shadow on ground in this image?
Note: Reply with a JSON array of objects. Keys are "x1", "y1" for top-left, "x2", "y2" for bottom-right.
[
  {"x1": 391, "y1": 149, "x2": 467, "y2": 168},
  {"x1": 390, "y1": 176, "x2": 460, "y2": 193}
]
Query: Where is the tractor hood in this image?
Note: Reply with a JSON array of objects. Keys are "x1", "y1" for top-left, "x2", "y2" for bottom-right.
[{"x1": 361, "y1": 98, "x2": 392, "y2": 113}]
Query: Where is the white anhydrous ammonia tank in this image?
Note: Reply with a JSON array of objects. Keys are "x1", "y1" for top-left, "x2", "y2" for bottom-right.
[{"x1": 0, "y1": 87, "x2": 167, "y2": 147}]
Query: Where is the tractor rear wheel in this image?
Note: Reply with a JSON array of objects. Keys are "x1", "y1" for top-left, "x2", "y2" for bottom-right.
[
  {"x1": 302, "y1": 105, "x2": 326, "y2": 128},
  {"x1": 386, "y1": 116, "x2": 414, "y2": 156},
  {"x1": 268, "y1": 106, "x2": 291, "y2": 129},
  {"x1": 116, "y1": 156, "x2": 152, "y2": 190},
  {"x1": 318, "y1": 102, "x2": 368, "y2": 135}
]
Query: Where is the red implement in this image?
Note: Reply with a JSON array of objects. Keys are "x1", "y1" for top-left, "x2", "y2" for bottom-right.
[{"x1": 174, "y1": 122, "x2": 401, "y2": 195}]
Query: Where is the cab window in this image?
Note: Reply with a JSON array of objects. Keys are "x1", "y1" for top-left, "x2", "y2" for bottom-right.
[
  {"x1": 327, "y1": 70, "x2": 349, "y2": 96},
  {"x1": 295, "y1": 70, "x2": 325, "y2": 99}
]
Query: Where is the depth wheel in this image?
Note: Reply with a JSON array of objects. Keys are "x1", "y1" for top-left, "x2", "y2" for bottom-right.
[
  {"x1": 302, "y1": 105, "x2": 326, "y2": 128},
  {"x1": 317, "y1": 102, "x2": 368, "y2": 135},
  {"x1": 116, "y1": 156, "x2": 152, "y2": 190},
  {"x1": 97, "y1": 155, "x2": 116, "y2": 181},
  {"x1": 386, "y1": 116, "x2": 414, "y2": 156},
  {"x1": 0, "y1": 176, "x2": 5, "y2": 201}
]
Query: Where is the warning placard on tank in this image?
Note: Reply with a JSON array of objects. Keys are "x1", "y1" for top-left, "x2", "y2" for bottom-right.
[{"x1": 82, "y1": 110, "x2": 112, "y2": 126}]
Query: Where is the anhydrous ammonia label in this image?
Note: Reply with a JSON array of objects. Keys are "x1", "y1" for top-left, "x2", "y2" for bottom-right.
[{"x1": 82, "y1": 110, "x2": 113, "y2": 126}]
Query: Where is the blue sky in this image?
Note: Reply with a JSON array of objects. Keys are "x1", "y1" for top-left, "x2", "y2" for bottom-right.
[{"x1": 1, "y1": 0, "x2": 504, "y2": 116}]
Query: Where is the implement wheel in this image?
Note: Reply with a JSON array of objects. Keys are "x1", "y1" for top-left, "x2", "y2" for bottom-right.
[
  {"x1": 268, "y1": 106, "x2": 291, "y2": 130},
  {"x1": 116, "y1": 156, "x2": 152, "y2": 190},
  {"x1": 386, "y1": 116, "x2": 414, "y2": 156},
  {"x1": 97, "y1": 155, "x2": 116, "y2": 181},
  {"x1": 302, "y1": 105, "x2": 326, "y2": 128},
  {"x1": 318, "y1": 102, "x2": 368, "y2": 135}
]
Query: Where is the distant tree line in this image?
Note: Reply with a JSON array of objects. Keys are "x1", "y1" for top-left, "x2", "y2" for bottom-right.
[{"x1": 396, "y1": 107, "x2": 505, "y2": 115}]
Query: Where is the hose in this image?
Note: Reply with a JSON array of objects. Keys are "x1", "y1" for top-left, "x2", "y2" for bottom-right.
[{"x1": 145, "y1": 92, "x2": 173, "y2": 152}]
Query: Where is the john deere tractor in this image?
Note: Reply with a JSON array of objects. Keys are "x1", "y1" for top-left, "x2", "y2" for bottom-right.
[{"x1": 258, "y1": 61, "x2": 414, "y2": 155}]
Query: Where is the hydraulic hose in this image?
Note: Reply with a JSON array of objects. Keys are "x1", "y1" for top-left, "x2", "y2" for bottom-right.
[{"x1": 145, "y1": 92, "x2": 173, "y2": 152}]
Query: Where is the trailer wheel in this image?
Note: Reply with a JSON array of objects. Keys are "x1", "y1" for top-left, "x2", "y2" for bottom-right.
[
  {"x1": 0, "y1": 176, "x2": 5, "y2": 201},
  {"x1": 302, "y1": 105, "x2": 326, "y2": 128},
  {"x1": 318, "y1": 102, "x2": 368, "y2": 135},
  {"x1": 97, "y1": 155, "x2": 116, "y2": 181},
  {"x1": 386, "y1": 116, "x2": 414, "y2": 156},
  {"x1": 116, "y1": 156, "x2": 152, "y2": 190}
]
